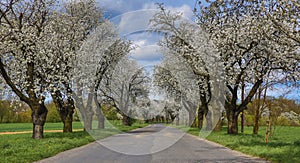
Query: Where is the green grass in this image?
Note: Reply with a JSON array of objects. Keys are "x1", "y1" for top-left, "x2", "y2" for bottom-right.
[
  {"x1": 1, "y1": 131, "x2": 93, "y2": 163},
  {"x1": 187, "y1": 126, "x2": 300, "y2": 162},
  {"x1": 0, "y1": 122, "x2": 84, "y2": 132},
  {"x1": 0, "y1": 121, "x2": 149, "y2": 163}
]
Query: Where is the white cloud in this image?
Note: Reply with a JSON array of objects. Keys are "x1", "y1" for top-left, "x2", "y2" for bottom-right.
[
  {"x1": 98, "y1": 0, "x2": 146, "y2": 13},
  {"x1": 127, "y1": 32, "x2": 162, "y2": 45},
  {"x1": 136, "y1": 60, "x2": 162, "y2": 67},
  {"x1": 134, "y1": 40, "x2": 147, "y2": 47},
  {"x1": 142, "y1": 3, "x2": 194, "y2": 19},
  {"x1": 110, "y1": 9, "x2": 158, "y2": 36},
  {"x1": 166, "y1": 4, "x2": 194, "y2": 19},
  {"x1": 142, "y1": 2, "x2": 157, "y2": 10},
  {"x1": 130, "y1": 44, "x2": 162, "y2": 61}
]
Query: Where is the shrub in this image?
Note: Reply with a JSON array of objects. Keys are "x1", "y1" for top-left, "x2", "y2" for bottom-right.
[
  {"x1": 17, "y1": 111, "x2": 31, "y2": 123},
  {"x1": 276, "y1": 116, "x2": 290, "y2": 126},
  {"x1": 46, "y1": 103, "x2": 61, "y2": 123}
]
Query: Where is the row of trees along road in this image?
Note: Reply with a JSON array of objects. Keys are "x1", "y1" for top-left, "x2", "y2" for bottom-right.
[
  {"x1": 0, "y1": 0, "x2": 132, "y2": 139},
  {"x1": 150, "y1": 4, "x2": 223, "y2": 130},
  {"x1": 151, "y1": 0, "x2": 299, "y2": 134},
  {"x1": 0, "y1": 0, "x2": 299, "y2": 139}
]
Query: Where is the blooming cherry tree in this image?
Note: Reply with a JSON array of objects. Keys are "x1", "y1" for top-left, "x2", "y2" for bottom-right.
[
  {"x1": 0, "y1": 0, "x2": 58, "y2": 139},
  {"x1": 153, "y1": 50, "x2": 199, "y2": 126},
  {"x1": 99, "y1": 57, "x2": 150, "y2": 126},
  {"x1": 195, "y1": 0, "x2": 299, "y2": 134},
  {"x1": 150, "y1": 4, "x2": 222, "y2": 129}
]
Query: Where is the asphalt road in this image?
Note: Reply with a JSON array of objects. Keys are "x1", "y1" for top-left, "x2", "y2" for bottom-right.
[{"x1": 36, "y1": 124, "x2": 269, "y2": 163}]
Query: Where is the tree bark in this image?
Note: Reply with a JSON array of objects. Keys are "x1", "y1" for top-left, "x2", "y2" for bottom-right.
[
  {"x1": 85, "y1": 110, "x2": 94, "y2": 130},
  {"x1": 227, "y1": 110, "x2": 239, "y2": 134},
  {"x1": 51, "y1": 91, "x2": 74, "y2": 133},
  {"x1": 213, "y1": 117, "x2": 223, "y2": 132},
  {"x1": 241, "y1": 111, "x2": 244, "y2": 133},
  {"x1": 206, "y1": 109, "x2": 212, "y2": 130},
  {"x1": 253, "y1": 109, "x2": 260, "y2": 135},
  {"x1": 83, "y1": 93, "x2": 94, "y2": 131},
  {"x1": 198, "y1": 103, "x2": 208, "y2": 129},
  {"x1": 31, "y1": 102, "x2": 48, "y2": 139},
  {"x1": 96, "y1": 109, "x2": 105, "y2": 129},
  {"x1": 198, "y1": 108, "x2": 204, "y2": 129},
  {"x1": 183, "y1": 100, "x2": 197, "y2": 127},
  {"x1": 188, "y1": 111, "x2": 196, "y2": 127},
  {"x1": 253, "y1": 89, "x2": 262, "y2": 135},
  {"x1": 241, "y1": 79, "x2": 245, "y2": 133},
  {"x1": 176, "y1": 115, "x2": 179, "y2": 125},
  {"x1": 62, "y1": 99, "x2": 74, "y2": 132},
  {"x1": 94, "y1": 96, "x2": 105, "y2": 129}
]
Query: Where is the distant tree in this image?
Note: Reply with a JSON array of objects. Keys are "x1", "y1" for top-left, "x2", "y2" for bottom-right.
[
  {"x1": 45, "y1": 103, "x2": 62, "y2": 123},
  {"x1": 75, "y1": 33, "x2": 132, "y2": 130},
  {"x1": 99, "y1": 58, "x2": 150, "y2": 126},
  {"x1": 0, "y1": 100, "x2": 10, "y2": 122},
  {"x1": 153, "y1": 53, "x2": 199, "y2": 126},
  {"x1": 150, "y1": 4, "x2": 222, "y2": 130}
]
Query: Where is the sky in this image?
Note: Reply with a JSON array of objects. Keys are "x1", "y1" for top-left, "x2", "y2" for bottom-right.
[{"x1": 97, "y1": 0, "x2": 198, "y2": 67}]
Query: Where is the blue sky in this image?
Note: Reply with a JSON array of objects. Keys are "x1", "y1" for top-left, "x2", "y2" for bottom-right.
[
  {"x1": 97, "y1": 0, "x2": 198, "y2": 67},
  {"x1": 98, "y1": 0, "x2": 197, "y2": 18}
]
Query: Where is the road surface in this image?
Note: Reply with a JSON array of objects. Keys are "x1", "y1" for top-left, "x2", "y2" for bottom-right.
[{"x1": 36, "y1": 124, "x2": 269, "y2": 163}]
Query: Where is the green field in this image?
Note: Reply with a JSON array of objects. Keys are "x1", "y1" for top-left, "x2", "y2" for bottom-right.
[
  {"x1": 0, "y1": 121, "x2": 148, "y2": 163},
  {"x1": 0, "y1": 120, "x2": 147, "y2": 132},
  {"x1": 0, "y1": 122, "x2": 84, "y2": 132},
  {"x1": 188, "y1": 126, "x2": 300, "y2": 162}
]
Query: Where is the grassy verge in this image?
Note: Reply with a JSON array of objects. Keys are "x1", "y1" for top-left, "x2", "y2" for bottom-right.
[
  {"x1": 0, "y1": 121, "x2": 149, "y2": 163},
  {"x1": 187, "y1": 126, "x2": 300, "y2": 162}
]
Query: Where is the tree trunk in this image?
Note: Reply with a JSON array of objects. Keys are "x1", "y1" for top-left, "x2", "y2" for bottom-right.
[
  {"x1": 84, "y1": 111, "x2": 94, "y2": 130},
  {"x1": 241, "y1": 111, "x2": 244, "y2": 133},
  {"x1": 206, "y1": 109, "x2": 212, "y2": 130},
  {"x1": 52, "y1": 91, "x2": 75, "y2": 133},
  {"x1": 122, "y1": 115, "x2": 131, "y2": 126},
  {"x1": 63, "y1": 100, "x2": 74, "y2": 132},
  {"x1": 213, "y1": 117, "x2": 223, "y2": 132},
  {"x1": 227, "y1": 110, "x2": 239, "y2": 134},
  {"x1": 63, "y1": 117, "x2": 72, "y2": 132},
  {"x1": 96, "y1": 110, "x2": 105, "y2": 129},
  {"x1": 253, "y1": 90, "x2": 262, "y2": 135},
  {"x1": 182, "y1": 100, "x2": 197, "y2": 127},
  {"x1": 94, "y1": 96, "x2": 105, "y2": 129},
  {"x1": 188, "y1": 111, "x2": 196, "y2": 126},
  {"x1": 83, "y1": 93, "x2": 94, "y2": 131},
  {"x1": 241, "y1": 78, "x2": 245, "y2": 134},
  {"x1": 198, "y1": 103, "x2": 208, "y2": 129},
  {"x1": 198, "y1": 109, "x2": 204, "y2": 129},
  {"x1": 31, "y1": 103, "x2": 48, "y2": 139},
  {"x1": 253, "y1": 109, "x2": 260, "y2": 134},
  {"x1": 176, "y1": 115, "x2": 179, "y2": 126}
]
